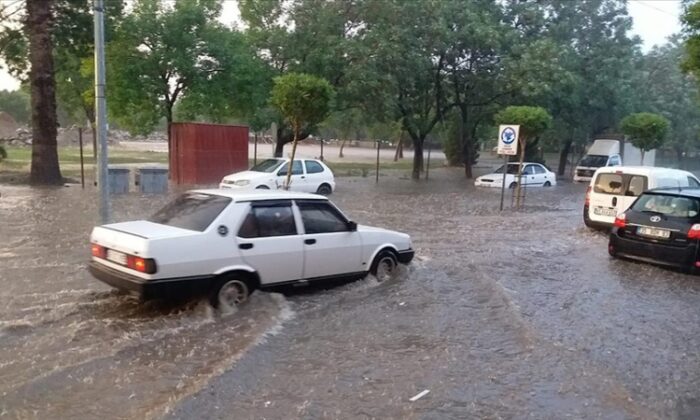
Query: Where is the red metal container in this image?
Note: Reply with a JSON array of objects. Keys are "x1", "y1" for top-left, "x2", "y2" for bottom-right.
[{"x1": 170, "y1": 122, "x2": 249, "y2": 185}]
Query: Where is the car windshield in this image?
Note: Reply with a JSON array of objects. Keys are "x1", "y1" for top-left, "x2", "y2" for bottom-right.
[
  {"x1": 493, "y1": 164, "x2": 521, "y2": 175},
  {"x1": 579, "y1": 154, "x2": 608, "y2": 167},
  {"x1": 631, "y1": 194, "x2": 700, "y2": 218},
  {"x1": 150, "y1": 193, "x2": 231, "y2": 231},
  {"x1": 250, "y1": 159, "x2": 283, "y2": 173}
]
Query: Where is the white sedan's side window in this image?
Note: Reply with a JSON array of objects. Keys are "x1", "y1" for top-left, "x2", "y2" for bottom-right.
[
  {"x1": 238, "y1": 204, "x2": 297, "y2": 238},
  {"x1": 297, "y1": 201, "x2": 349, "y2": 234}
]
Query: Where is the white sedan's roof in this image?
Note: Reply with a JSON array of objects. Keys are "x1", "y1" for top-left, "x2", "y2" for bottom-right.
[{"x1": 191, "y1": 189, "x2": 328, "y2": 202}]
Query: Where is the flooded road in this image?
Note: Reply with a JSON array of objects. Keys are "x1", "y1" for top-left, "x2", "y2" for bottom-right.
[{"x1": 1, "y1": 168, "x2": 700, "y2": 419}]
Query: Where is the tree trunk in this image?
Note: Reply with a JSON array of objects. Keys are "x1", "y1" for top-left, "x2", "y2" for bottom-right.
[
  {"x1": 285, "y1": 123, "x2": 300, "y2": 190},
  {"x1": 557, "y1": 138, "x2": 572, "y2": 176},
  {"x1": 411, "y1": 137, "x2": 424, "y2": 180},
  {"x1": 640, "y1": 149, "x2": 646, "y2": 166},
  {"x1": 393, "y1": 137, "x2": 403, "y2": 162},
  {"x1": 676, "y1": 147, "x2": 684, "y2": 170},
  {"x1": 27, "y1": 0, "x2": 62, "y2": 185},
  {"x1": 458, "y1": 105, "x2": 474, "y2": 179},
  {"x1": 339, "y1": 138, "x2": 346, "y2": 158}
]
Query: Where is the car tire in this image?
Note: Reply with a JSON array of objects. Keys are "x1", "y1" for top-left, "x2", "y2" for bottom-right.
[
  {"x1": 543, "y1": 181, "x2": 551, "y2": 187},
  {"x1": 509, "y1": 182, "x2": 517, "y2": 189},
  {"x1": 255, "y1": 185, "x2": 270, "y2": 190},
  {"x1": 210, "y1": 276, "x2": 253, "y2": 311},
  {"x1": 316, "y1": 183, "x2": 332, "y2": 195},
  {"x1": 370, "y1": 250, "x2": 398, "y2": 282}
]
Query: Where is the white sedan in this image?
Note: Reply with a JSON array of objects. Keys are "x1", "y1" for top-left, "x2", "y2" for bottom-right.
[
  {"x1": 220, "y1": 158, "x2": 335, "y2": 195},
  {"x1": 475, "y1": 162, "x2": 557, "y2": 188},
  {"x1": 88, "y1": 190, "x2": 414, "y2": 310}
]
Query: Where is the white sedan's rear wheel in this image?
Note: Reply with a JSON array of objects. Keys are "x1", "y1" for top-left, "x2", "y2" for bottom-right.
[
  {"x1": 316, "y1": 184, "x2": 332, "y2": 195},
  {"x1": 211, "y1": 278, "x2": 250, "y2": 311}
]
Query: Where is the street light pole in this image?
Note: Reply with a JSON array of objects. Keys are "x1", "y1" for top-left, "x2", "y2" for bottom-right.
[{"x1": 94, "y1": 0, "x2": 110, "y2": 223}]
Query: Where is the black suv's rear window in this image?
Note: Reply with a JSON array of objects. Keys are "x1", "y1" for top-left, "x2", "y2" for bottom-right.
[
  {"x1": 632, "y1": 194, "x2": 700, "y2": 218},
  {"x1": 150, "y1": 193, "x2": 231, "y2": 231}
]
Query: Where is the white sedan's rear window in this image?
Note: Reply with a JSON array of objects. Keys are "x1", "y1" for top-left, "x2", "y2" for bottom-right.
[{"x1": 150, "y1": 193, "x2": 231, "y2": 232}]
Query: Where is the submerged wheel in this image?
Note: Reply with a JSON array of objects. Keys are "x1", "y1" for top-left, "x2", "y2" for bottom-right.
[
  {"x1": 509, "y1": 182, "x2": 517, "y2": 189},
  {"x1": 370, "y1": 250, "x2": 398, "y2": 282},
  {"x1": 543, "y1": 181, "x2": 552, "y2": 187},
  {"x1": 255, "y1": 185, "x2": 270, "y2": 190},
  {"x1": 210, "y1": 277, "x2": 252, "y2": 310},
  {"x1": 316, "y1": 184, "x2": 332, "y2": 195}
]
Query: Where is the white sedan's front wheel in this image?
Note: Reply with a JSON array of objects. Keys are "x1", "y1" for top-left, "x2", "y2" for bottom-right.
[{"x1": 371, "y1": 251, "x2": 398, "y2": 282}]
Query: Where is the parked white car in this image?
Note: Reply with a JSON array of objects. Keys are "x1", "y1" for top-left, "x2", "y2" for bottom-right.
[
  {"x1": 220, "y1": 158, "x2": 335, "y2": 195},
  {"x1": 88, "y1": 190, "x2": 414, "y2": 310},
  {"x1": 475, "y1": 162, "x2": 557, "y2": 188}
]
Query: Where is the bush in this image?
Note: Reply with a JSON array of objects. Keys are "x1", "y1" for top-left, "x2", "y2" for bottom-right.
[{"x1": 0, "y1": 145, "x2": 6, "y2": 162}]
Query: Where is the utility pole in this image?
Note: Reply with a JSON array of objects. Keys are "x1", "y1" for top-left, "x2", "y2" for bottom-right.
[{"x1": 94, "y1": 0, "x2": 110, "y2": 223}]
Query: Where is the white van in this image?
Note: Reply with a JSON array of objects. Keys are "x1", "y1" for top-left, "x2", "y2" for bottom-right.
[
  {"x1": 583, "y1": 166, "x2": 700, "y2": 228},
  {"x1": 574, "y1": 140, "x2": 622, "y2": 182}
]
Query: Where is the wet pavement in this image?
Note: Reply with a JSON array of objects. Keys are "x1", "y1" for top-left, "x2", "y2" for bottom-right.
[{"x1": 1, "y1": 168, "x2": 700, "y2": 419}]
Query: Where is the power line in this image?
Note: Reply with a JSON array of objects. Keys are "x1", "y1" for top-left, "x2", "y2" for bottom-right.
[{"x1": 631, "y1": 0, "x2": 680, "y2": 18}]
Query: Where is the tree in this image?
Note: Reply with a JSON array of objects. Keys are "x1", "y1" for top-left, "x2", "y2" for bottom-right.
[
  {"x1": 270, "y1": 73, "x2": 334, "y2": 188},
  {"x1": 641, "y1": 36, "x2": 700, "y2": 167},
  {"x1": 27, "y1": 0, "x2": 62, "y2": 185},
  {"x1": 109, "y1": 0, "x2": 262, "y2": 147},
  {"x1": 0, "y1": 89, "x2": 30, "y2": 124},
  {"x1": 240, "y1": 0, "x2": 360, "y2": 157},
  {"x1": 620, "y1": 113, "x2": 669, "y2": 164},
  {"x1": 494, "y1": 106, "x2": 552, "y2": 207}
]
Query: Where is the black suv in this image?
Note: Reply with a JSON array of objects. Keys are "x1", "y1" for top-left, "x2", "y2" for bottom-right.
[{"x1": 609, "y1": 188, "x2": 700, "y2": 272}]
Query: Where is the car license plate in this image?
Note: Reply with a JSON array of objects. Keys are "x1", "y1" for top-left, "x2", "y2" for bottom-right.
[
  {"x1": 637, "y1": 226, "x2": 671, "y2": 239},
  {"x1": 106, "y1": 249, "x2": 127, "y2": 265},
  {"x1": 593, "y1": 206, "x2": 617, "y2": 217}
]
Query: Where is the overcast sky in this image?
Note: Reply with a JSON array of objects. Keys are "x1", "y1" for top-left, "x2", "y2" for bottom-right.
[{"x1": 0, "y1": 0, "x2": 685, "y2": 92}]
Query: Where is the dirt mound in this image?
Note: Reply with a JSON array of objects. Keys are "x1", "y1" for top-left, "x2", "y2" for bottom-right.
[{"x1": 0, "y1": 112, "x2": 18, "y2": 139}]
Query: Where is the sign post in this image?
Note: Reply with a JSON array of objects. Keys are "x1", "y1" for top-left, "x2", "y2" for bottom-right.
[{"x1": 497, "y1": 125, "x2": 519, "y2": 211}]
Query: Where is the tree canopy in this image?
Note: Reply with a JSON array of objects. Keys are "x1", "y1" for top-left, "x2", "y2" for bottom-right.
[{"x1": 620, "y1": 112, "x2": 670, "y2": 163}]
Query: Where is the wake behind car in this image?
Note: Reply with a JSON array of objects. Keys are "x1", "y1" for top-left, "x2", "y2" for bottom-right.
[
  {"x1": 474, "y1": 162, "x2": 556, "y2": 188},
  {"x1": 219, "y1": 158, "x2": 335, "y2": 194},
  {"x1": 88, "y1": 190, "x2": 414, "y2": 310},
  {"x1": 609, "y1": 188, "x2": 700, "y2": 272}
]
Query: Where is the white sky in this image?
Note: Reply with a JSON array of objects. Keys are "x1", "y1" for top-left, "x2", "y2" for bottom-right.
[{"x1": 0, "y1": 0, "x2": 684, "y2": 92}]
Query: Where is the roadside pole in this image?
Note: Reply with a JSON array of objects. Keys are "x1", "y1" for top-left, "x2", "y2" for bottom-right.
[
  {"x1": 78, "y1": 127, "x2": 85, "y2": 189},
  {"x1": 253, "y1": 131, "x2": 258, "y2": 167},
  {"x1": 376, "y1": 140, "x2": 380, "y2": 184},
  {"x1": 320, "y1": 138, "x2": 324, "y2": 161},
  {"x1": 497, "y1": 125, "x2": 520, "y2": 211},
  {"x1": 94, "y1": 0, "x2": 110, "y2": 223}
]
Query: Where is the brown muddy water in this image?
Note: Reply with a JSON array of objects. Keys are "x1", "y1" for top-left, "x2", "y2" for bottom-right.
[{"x1": 1, "y1": 168, "x2": 699, "y2": 419}]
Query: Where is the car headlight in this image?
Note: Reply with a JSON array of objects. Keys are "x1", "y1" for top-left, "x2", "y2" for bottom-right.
[
  {"x1": 234, "y1": 179, "x2": 250, "y2": 186},
  {"x1": 222, "y1": 179, "x2": 234, "y2": 185}
]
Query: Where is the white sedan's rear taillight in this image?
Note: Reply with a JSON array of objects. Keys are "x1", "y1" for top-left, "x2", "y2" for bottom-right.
[{"x1": 91, "y1": 243, "x2": 157, "y2": 274}]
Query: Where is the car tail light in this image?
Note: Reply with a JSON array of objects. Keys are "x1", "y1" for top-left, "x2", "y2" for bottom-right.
[
  {"x1": 585, "y1": 186, "x2": 591, "y2": 206},
  {"x1": 614, "y1": 213, "x2": 626, "y2": 228},
  {"x1": 126, "y1": 255, "x2": 157, "y2": 274},
  {"x1": 688, "y1": 224, "x2": 700, "y2": 240},
  {"x1": 91, "y1": 243, "x2": 106, "y2": 258}
]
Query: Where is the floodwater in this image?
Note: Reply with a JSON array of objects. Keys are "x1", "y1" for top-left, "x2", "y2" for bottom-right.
[{"x1": 1, "y1": 168, "x2": 700, "y2": 419}]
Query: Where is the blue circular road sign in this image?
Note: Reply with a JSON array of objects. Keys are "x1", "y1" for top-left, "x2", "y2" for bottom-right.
[{"x1": 501, "y1": 127, "x2": 516, "y2": 145}]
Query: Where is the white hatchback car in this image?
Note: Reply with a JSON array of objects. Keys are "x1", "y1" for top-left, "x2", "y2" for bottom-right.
[
  {"x1": 220, "y1": 158, "x2": 336, "y2": 195},
  {"x1": 88, "y1": 190, "x2": 414, "y2": 310},
  {"x1": 475, "y1": 162, "x2": 557, "y2": 188}
]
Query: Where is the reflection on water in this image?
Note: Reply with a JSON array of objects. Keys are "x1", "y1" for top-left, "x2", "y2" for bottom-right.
[{"x1": 1, "y1": 169, "x2": 700, "y2": 419}]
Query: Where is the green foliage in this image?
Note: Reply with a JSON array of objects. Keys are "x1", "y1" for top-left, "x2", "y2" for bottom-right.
[
  {"x1": 108, "y1": 0, "x2": 265, "y2": 135},
  {"x1": 0, "y1": 145, "x2": 6, "y2": 162},
  {"x1": 494, "y1": 106, "x2": 552, "y2": 141},
  {"x1": 0, "y1": 89, "x2": 30, "y2": 124},
  {"x1": 620, "y1": 113, "x2": 670, "y2": 153},
  {"x1": 270, "y1": 73, "x2": 334, "y2": 136}
]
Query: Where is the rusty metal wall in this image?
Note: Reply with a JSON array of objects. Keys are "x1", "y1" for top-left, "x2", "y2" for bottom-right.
[{"x1": 170, "y1": 122, "x2": 249, "y2": 185}]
